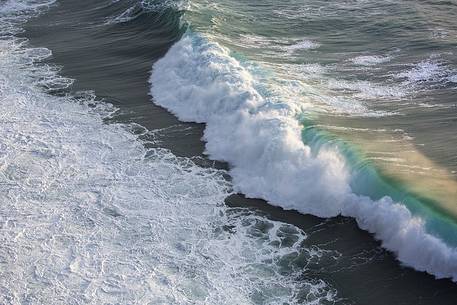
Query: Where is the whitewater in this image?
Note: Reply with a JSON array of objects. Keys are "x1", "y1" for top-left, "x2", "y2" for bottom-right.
[
  {"x1": 149, "y1": 4, "x2": 457, "y2": 281},
  {"x1": 0, "y1": 1, "x2": 341, "y2": 304},
  {"x1": 2, "y1": 0, "x2": 457, "y2": 303}
]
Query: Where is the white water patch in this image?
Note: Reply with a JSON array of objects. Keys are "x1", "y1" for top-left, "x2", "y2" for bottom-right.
[
  {"x1": 327, "y1": 79, "x2": 407, "y2": 99},
  {"x1": 351, "y1": 55, "x2": 391, "y2": 66},
  {"x1": 105, "y1": 5, "x2": 140, "y2": 24},
  {"x1": 296, "y1": 63, "x2": 326, "y2": 76},
  {"x1": 141, "y1": 0, "x2": 190, "y2": 12},
  {"x1": 106, "y1": 0, "x2": 189, "y2": 25},
  {"x1": 314, "y1": 95, "x2": 386, "y2": 117},
  {"x1": 0, "y1": 0, "x2": 51, "y2": 15},
  {"x1": 284, "y1": 40, "x2": 320, "y2": 52},
  {"x1": 447, "y1": 74, "x2": 457, "y2": 83},
  {"x1": 396, "y1": 58, "x2": 454, "y2": 85},
  {"x1": 0, "y1": 0, "x2": 55, "y2": 35},
  {"x1": 392, "y1": 57, "x2": 457, "y2": 100},
  {"x1": 238, "y1": 34, "x2": 287, "y2": 49},
  {"x1": 150, "y1": 32, "x2": 457, "y2": 282},
  {"x1": 270, "y1": 64, "x2": 394, "y2": 117},
  {"x1": 431, "y1": 28, "x2": 449, "y2": 39},
  {"x1": 0, "y1": 2, "x2": 339, "y2": 304},
  {"x1": 237, "y1": 34, "x2": 319, "y2": 56},
  {"x1": 342, "y1": 56, "x2": 457, "y2": 104}
]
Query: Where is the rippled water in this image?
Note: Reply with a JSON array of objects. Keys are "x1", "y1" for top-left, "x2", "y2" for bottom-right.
[{"x1": 2, "y1": 0, "x2": 457, "y2": 304}]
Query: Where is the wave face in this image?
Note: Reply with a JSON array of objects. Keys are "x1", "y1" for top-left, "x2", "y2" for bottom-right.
[
  {"x1": 152, "y1": 35, "x2": 350, "y2": 217},
  {"x1": 150, "y1": 0, "x2": 457, "y2": 281},
  {"x1": 0, "y1": 1, "x2": 342, "y2": 304}
]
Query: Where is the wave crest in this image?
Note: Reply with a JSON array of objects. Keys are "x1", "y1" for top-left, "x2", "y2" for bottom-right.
[{"x1": 150, "y1": 32, "x2": 457, "y2": 281}]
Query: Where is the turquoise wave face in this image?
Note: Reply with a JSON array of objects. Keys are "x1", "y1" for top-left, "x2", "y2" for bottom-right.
[{"x1": 300, "y1": 121, "x2": 457, "y2": 246}]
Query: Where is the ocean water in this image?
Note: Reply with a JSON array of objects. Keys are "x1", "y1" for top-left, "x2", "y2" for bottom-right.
[
  {"x1": 1, "y1": 0, "x2": 457, "y2": 304},
  {"x1": 0, "y1": 1, "x2": 338, "y2": 304},
  {"x1": 150, "y1": 0, "x2": 457, "y2": 280}
]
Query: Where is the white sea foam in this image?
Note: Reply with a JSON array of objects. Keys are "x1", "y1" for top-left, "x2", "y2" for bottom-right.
[
  {"x1": 150, "y1": 33, "x2": 457, "y2": 281},
  {"x1": 351, "y1": 55, "x2": 391, "y2": 66},
  {"x1": 397, "y1": 58, "x2": 450, "y2": 84},
  {"x1": 238, "y1": 34, "x2": 287, "y2": 49},
  {"x1": 448, "y1": 74, "x2": 457, "y2": 83},
  {"x1": 106, "y1": 0, "x2": 189, "y2": 25},
  {"x1": 296, "y1": 63, "x2": 326, "y2": 75},
  {"x1": 272, "y1": 64, "x2": 393, "y2": 117},
  {"x1": 327, "y1": 79, "x2": 407, "y2": 99},
  {"x1": 106, "y1": 5, "x2": 140, "y2": 24},
  {"x1": 0, "y1": 1, "x2": 337, "y2": 304},
  {"x1": 237, "y1": 34, "x2": 319, "y2": 56},
  {"x1": 284, "y1": 40, "x2": 320, "y2": 52},
  {"x1": 141, "y1": 0, "x2": 190, "y2": 12}
]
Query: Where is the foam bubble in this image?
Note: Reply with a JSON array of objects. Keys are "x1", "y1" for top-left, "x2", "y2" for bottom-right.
[{"x1": 150, "y1": 32, "x2": 457, "y2": 282}]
